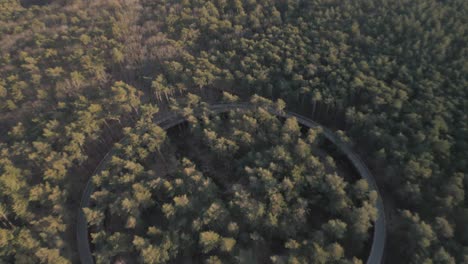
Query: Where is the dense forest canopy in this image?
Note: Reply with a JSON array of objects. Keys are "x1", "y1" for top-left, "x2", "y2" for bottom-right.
[
  {"x1": 85, "y1": 97, "x2": 377, "y2": 263},
  {"x1": 0, "y1": 0, "x2": 467, "y2": 263}
]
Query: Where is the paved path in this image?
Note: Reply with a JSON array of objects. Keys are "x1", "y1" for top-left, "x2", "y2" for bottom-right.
[{"x1": 77, "y1": 103, "x2": 386, "y2": 264}]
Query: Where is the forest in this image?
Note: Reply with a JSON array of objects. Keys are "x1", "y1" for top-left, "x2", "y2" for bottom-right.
[
  {"x1": 83, "y1": 95, "x2": 378, "y2": 263},
  {"x1": 0, "y1": 0, "x2": 467, "y2": 263}
]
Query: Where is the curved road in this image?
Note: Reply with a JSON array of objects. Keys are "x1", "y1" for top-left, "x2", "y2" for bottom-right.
[{"x1": 77, "y1": 103, "x2": 386, "y2": 264}]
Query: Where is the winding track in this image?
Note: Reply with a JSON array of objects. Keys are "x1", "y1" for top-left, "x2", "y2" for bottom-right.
[{"x1": 77, "y1": 103, "x2": 386, "y2": 264}]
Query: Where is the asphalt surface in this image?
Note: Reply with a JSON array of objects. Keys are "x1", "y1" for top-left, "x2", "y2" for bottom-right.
[{"x1": 77, "y1": 103, "x2": 386, "y2": 264}]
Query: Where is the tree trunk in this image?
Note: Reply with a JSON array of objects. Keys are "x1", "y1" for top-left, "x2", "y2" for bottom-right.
[{"x1": 312, "y1": 100, "x2": 317, "y2": 118}]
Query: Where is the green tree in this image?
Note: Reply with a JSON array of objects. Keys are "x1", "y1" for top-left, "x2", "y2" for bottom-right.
[
  {"x1": 199, "y1": 231, "x2": 221, "y2": 253},
  {"x1": 322, "y1": 219, "x2": 347, "y2": 240}
]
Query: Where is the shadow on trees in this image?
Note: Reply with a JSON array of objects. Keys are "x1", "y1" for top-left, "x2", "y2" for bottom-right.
[{"x1": 19, "y1": 0, "x2": 53, "y2": 8}]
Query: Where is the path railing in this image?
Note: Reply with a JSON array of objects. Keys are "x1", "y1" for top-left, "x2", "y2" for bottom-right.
[{"x1": 77, "y1": 103, "x2": 386, "y2": 264}]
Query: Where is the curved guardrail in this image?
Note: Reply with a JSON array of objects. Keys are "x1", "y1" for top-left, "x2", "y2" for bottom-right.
[{"x1": 77, "y1": 103, "x2": 386, "y2": 264}]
